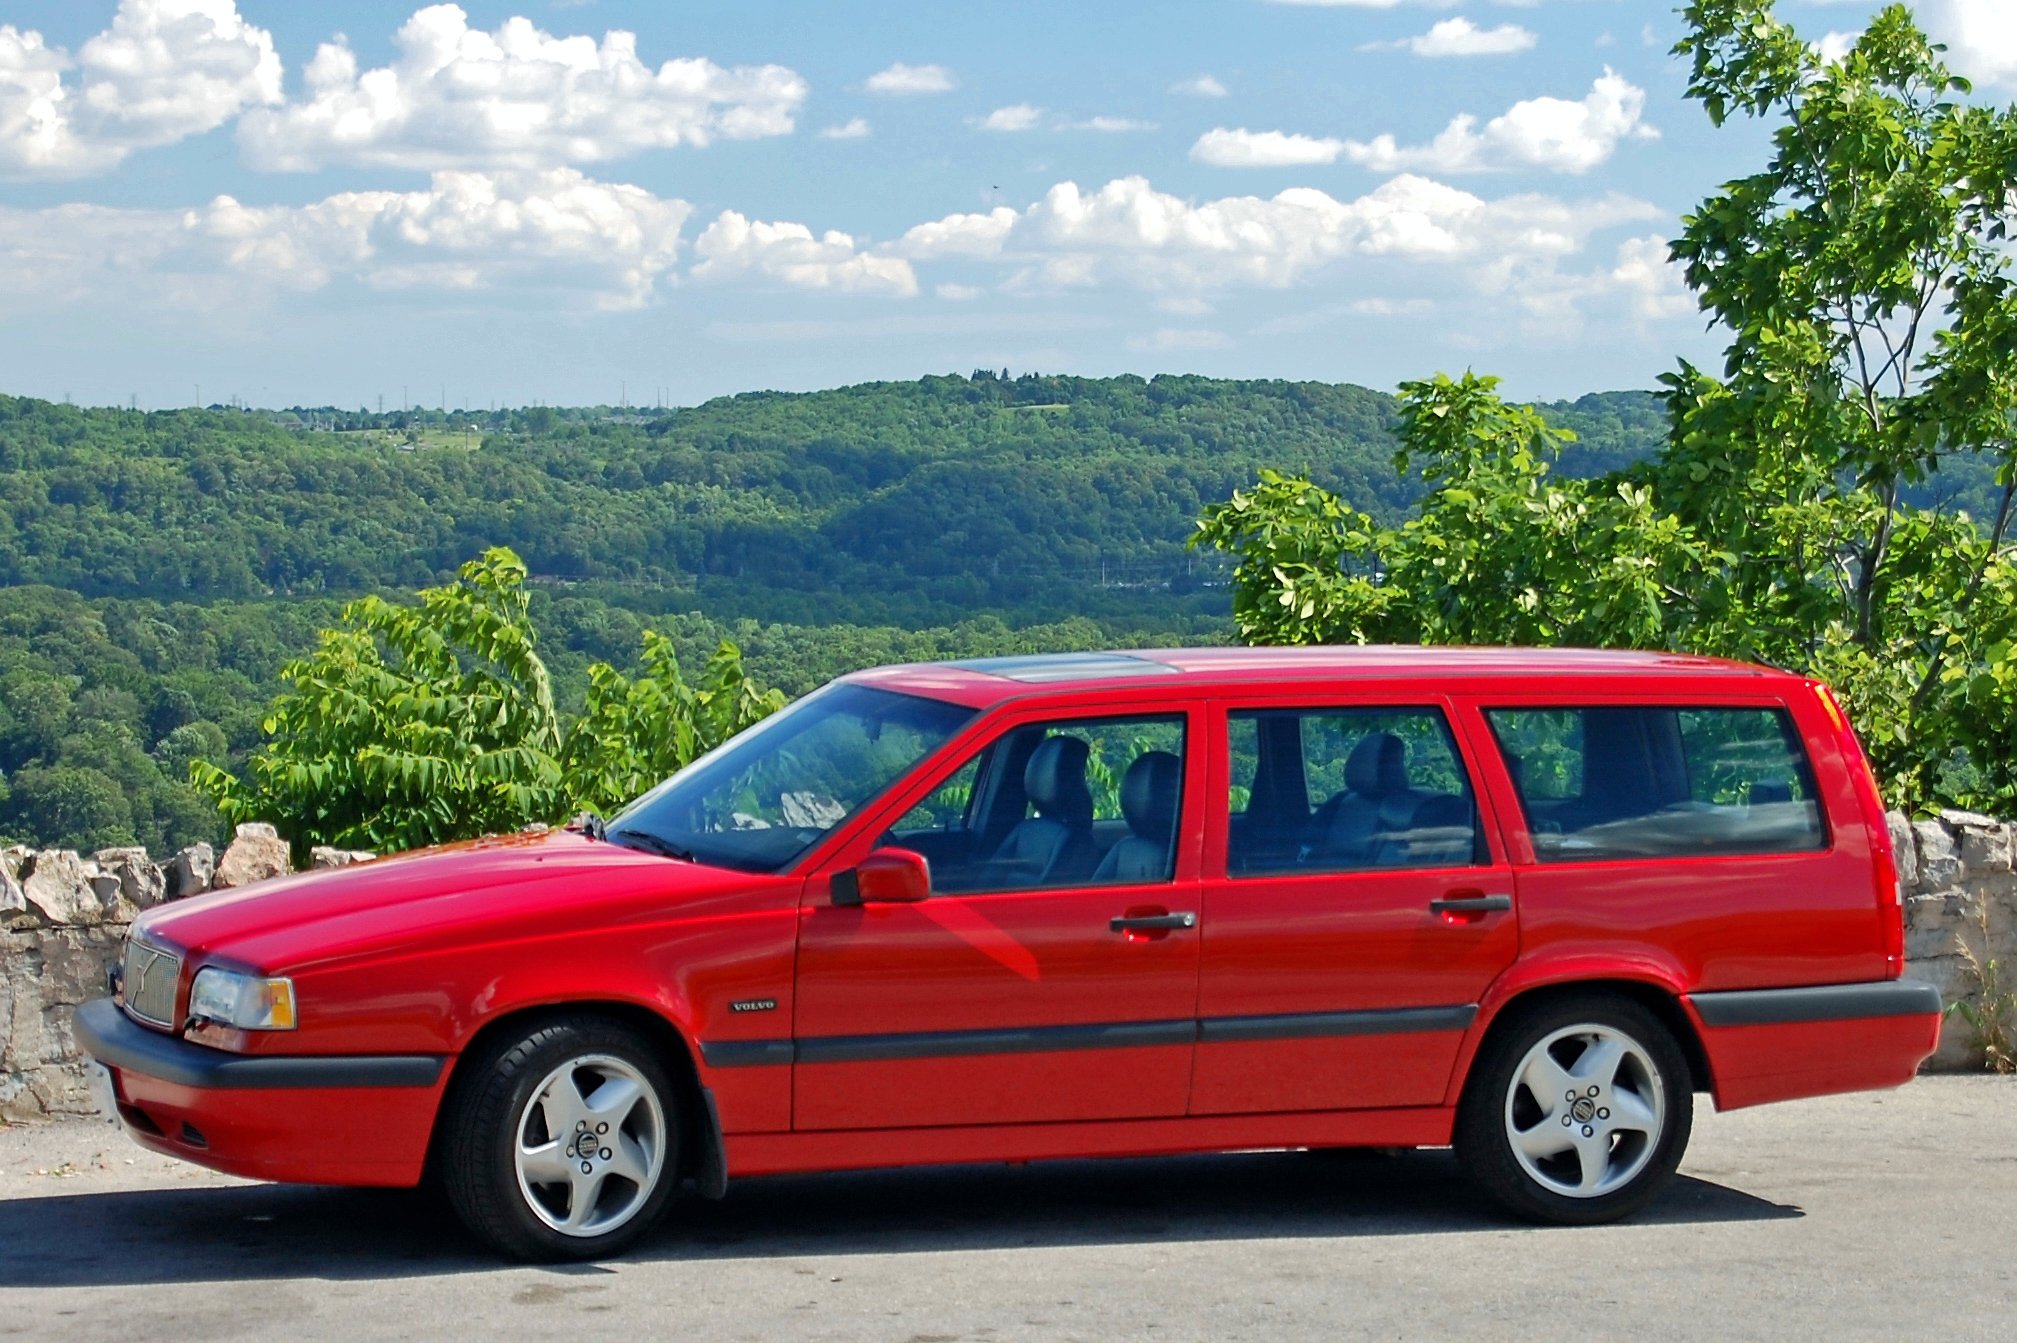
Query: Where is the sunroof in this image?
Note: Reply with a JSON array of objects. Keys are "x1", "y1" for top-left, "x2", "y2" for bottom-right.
[{"x1": 947, "y1": 652, "x2": 1178, "y2": 683}]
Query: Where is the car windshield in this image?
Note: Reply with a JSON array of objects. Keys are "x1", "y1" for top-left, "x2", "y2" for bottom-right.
[{"x1": 606, "y1": 683, "x2": 975, "y2": 874}]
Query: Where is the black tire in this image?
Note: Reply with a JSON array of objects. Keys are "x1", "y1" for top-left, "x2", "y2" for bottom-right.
[
  {"x1": 440, "y1": 1015, "x2": 684, "y2": 1261},
  {"x1": 1455, "y1": 995, "x2": 1692, "y2": 1225}
]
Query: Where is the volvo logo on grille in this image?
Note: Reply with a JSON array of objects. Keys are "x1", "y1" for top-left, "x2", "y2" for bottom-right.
[{"x1": 125, "y1": 948, "x2": 153, "y2": 1004}]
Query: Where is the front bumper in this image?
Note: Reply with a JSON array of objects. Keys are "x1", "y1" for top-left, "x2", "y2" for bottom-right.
[{"x1": 76, "y1": 997, "x2": 451, "y2": 1187}]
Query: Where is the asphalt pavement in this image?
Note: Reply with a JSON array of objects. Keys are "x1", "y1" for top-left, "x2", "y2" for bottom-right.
[{"x1": 2, "y1": 1076, "x2": 2012, "y2": 1341}]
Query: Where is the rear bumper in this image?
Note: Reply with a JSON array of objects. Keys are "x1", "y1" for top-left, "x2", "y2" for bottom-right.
[
  {"x1": 1684, "y1": 980, "x2": 1944, "y2": 1111},
  {"x1": 76, "y1": 997, "x2": 448, "y2": 1187}
]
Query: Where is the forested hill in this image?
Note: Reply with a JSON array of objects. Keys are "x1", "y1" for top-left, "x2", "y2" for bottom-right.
[{"x1": 0, "y1": 374, "x2": 1666, "y2": 630}]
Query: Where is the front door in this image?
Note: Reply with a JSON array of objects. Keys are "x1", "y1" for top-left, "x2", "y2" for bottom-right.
[
  {"x1": 793, "y1": 707, "x2": 1203, "y2": 1131},
  {"x1": 1191, "y1": 698, "x2": 1519, "y2": 1115}
]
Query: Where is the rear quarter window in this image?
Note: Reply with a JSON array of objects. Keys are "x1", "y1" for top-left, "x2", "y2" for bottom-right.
[{"x1": 1485, "y1": 704, "x2": 1827, "y2": 862}]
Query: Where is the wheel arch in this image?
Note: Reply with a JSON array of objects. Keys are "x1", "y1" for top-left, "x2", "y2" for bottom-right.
[
  {"x1": 425, "y1": 999, "x2": 710, "y2": 1186},
  {"x1": 1450, "y1": 977, "x2": 1714, "y2": 1110}
]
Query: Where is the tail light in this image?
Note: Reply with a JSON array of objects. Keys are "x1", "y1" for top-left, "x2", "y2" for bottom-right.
[{"x1": 1815, "y1": 683, "x2": 1904, "y2": 978}]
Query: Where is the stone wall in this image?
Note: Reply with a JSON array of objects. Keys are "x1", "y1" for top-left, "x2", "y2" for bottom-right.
[
  {"x1": 1, "y1": 826, "x2": 370, "y2": 1120},
  {"x1": 1, "y1": 812, "x2": 2012, "y2": 1120},
  {"x1": 1893, "y1": 810, "x2": 2017, "y2": 1069}
]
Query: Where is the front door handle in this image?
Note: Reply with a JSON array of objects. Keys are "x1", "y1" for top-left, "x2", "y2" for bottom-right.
[
  {"x1": 1429, "y1": 894, "x2": 1512, "y2": 916},
  {"x1": 1110, "y1": 912, "x2": 1198, "y2": 933}
]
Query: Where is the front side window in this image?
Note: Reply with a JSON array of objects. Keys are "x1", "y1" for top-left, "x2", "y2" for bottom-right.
[
  {"x1": 1485, "y1": 705, "x2": 1826, "y2": 862},
  {"x1": 610, "y1": 684, "x2": 975, "y2": 873},
  {"x1": 1228, "y1": 706, "x2": 1484, "y2": 876},
  {"x1": 894, "y1": 714, "x2": 1188, "y2": 893}
]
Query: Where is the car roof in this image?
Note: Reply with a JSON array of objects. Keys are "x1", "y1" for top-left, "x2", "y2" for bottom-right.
[{"x1": 840, "y1": 645, "x2": 1795, "y2": 709}]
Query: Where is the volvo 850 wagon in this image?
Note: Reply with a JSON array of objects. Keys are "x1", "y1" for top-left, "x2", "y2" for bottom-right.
[{"x1": 79, "y1": 647, "x2": 1942, "y2": 1260}]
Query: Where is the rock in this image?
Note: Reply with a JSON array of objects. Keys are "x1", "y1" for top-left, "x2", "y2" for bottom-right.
[
  {"x1": 1887, "y1": 811, "x2": 1917, "y2": 891},
  {"x1": 19, "y1": 852, "x2": 101, "y2": 925},
  {"x1": 1913, "y1": 819, "x2": 1961, "y2": 888},
  {"x1": 1957, "y1": 823, "x2": 2013, "y2": 877},
  {"x1": 1, "y1": 860, "x2": 32, "y2": 929},
  {"x1": 86, "y1": 869, "x2": 138, "y2": 923},
  {"x1": 166, "y1": 843, "x2": 215, "y2": 900},
  {"x1": 0, "y1": 844, "x2": 27, "y2": 883},
  {"x1": 1939, "y1": 808, "x2": 1999, "y2": 830},
  {"x1": 213, "y1": 829, "x2": 292, "y2": 889},
  {"x1": 234, "y1": 822, "x2": 280, "y2": 841},
  {"x1": 81, "y1": 848, "x2": 160, "y2": 922},
  {"x1": 308, "y1": 846, "x2": 375, "y2": 869}
]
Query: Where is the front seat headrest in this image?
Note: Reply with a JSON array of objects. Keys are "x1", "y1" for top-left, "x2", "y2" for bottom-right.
[
  {"x1": 1024, "y1": 736, "x2": 1094, "y2": 829},
  {"x1": 1119, "y1": 751, "x2": 1181, "y2": 844},
  {"x1": 1345, "y1": 732, "x2": 1409, "y2": 797}
]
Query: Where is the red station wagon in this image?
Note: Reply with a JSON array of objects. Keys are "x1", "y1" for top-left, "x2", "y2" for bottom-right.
[{"x1": 78, "y1": 647, "x2": 1944, "y2": 1260}]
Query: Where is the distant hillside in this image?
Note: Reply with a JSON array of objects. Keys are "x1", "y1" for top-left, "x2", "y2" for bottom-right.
[{"x1": 0, "y1": 374, "x2": 1667, "y2": 630}]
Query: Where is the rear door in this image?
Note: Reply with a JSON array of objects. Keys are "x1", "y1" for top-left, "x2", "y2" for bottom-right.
[
  {"x1": 1190, "y1": 694, "x2": 1519, "y2": 1115},
  {"x1": 792, "y1": 704, "x2": 1205, "y2": 1131}
]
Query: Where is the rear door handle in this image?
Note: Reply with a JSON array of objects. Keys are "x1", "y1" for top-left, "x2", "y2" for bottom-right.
[
  {"x1": 1429, "y1": 894, "x2": 1512, "y2": 915},
  {"x1": 1110, "y1": 912, "x2": 1198, "y2": 933}
]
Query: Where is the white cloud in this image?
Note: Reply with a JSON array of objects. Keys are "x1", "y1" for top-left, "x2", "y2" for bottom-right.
[
  {"x1": 893, "y1": 174, "x2": 1658, "y2": 302},
  {"x1": 1921, "y1": 0, "x2": 2017, "y2": 87},
  {"x1": 935, "y1": 282, "x2": 983, "y2": 300},
  {"x1": 1264, "y1": 1, "x2": 1460, "y2": 8},
  {"x1": 1606, "y1": 235, "x2": 1693, "y2": 321},
  {"x1": 1171, "y1": 74, "x2": 1228, "y2": 98},
  {"x1": 692, "y1": 211, "x2": 917, "y2": 296},
  {"x1": 1063, "y1": 115, "x2": 1156, "y2": 133},
  {"x1": 865, "y1": 61, "x2": 955, "y2": 95},
  {"x1": 898, "y1": 206, "x2": 1019, "y2": 258},
  {"x1": 1367, "y1": 18, "x2": 1539, "y2": 57},
  {"x1": 1348, "y1": 297, "x2": 1433, "y2": 316},
  {"x1": 237, "y1": 4, "x2": 804, "y2": 172},
  {"x1": 1344, "y1": 69, "x2": 1655, "y2": 174},
  {"x1": 0, "y1": 167, "x2": 690, "y2": 311},
  {"x1": 1191, "y1": 127, "x2": 1346, "y2": 167},
  {"x1": 1816, "y1": 31, "x2": 1859, "y2": 65},
  {"x1": 818, "y1": 117, "x2": 871, "y2": 140},
  {"x1": 1126, "y1": 328, "x2": 1232, "y2": 354},
  {"x1": 980, "y1": 103, "x2": 1043, "y2": 132},
  {"x1": 0, "y1": 0, "x2": 281, "y2": 178}
]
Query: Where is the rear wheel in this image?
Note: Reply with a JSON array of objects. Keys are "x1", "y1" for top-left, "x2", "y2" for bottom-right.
[
  {"x1": 441, "y1": 1016, "x2": 682, "y2": 1261},
  {"x1": 1456, "y1": 996, "x2": 1691, "y2": 1224}
]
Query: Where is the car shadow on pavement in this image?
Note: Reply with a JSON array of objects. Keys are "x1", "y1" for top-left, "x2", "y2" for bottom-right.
[{"x1": 0, "y1": 1149, "x2": 1800, "y2": 1287}]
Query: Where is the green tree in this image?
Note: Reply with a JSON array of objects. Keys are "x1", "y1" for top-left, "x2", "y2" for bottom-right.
[
  {"x1": 1194, "y1": 1, "x2": 2017, "y2": 812},
  {"x1": 193, "y1": 548, "x2": 785, "y2": 856},
  {"x1": 193, "y1": 548, "x2": 569, "y2": 857},
  {"x1": 1195, "y1": 373, "x2": 1699, "y2": 651},
  {"x1": 561, "y1": 632, "x2": 785, "y2": 816},
  {"x1": 1665, "y1": 0, "x2": 2017, "y2": 803}
]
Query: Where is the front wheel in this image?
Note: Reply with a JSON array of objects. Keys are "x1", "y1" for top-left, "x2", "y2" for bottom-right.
[
  {"x1": 441, "y1": 1015, "x2": 683, "y2": 1261},
  {"x1": 1455, "y1": 996, "x2": 1692, "y2": 1225}
]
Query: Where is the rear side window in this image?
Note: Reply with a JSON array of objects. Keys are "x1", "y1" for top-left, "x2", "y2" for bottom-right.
[
  {"x1": 1485, "y1": 705, "x2": 1827, "y2": 862},
  {"x1": 1228, "y1": 706, "x2": 1484, "y2": 875}
]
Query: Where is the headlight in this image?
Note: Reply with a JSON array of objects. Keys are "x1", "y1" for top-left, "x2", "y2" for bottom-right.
[{"x1": 188, "y1": 967, "x2": 297, "y2": 1031}]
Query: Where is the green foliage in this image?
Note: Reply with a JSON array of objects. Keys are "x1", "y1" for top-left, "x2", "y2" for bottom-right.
[
  {"x1": 1195, "y1": 373, "x2": 1702, "y2": 651},
  {"x1": 1196, "y1": 3, "x2": 2017, "y2": 815},
  {"x1": 191, "y1": 549, "x2": 786, "y2": 856},
  {"x1": 193, "y1": 549, "x2": 568, "y2": 857},
  {"x1": 562, "y1": 633, "x2": 785, "y2": 816}
]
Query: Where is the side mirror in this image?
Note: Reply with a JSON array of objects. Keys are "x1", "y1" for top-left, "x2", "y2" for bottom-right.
[{"x1": 831, "y1": 848, "x2": 931, "y2": 906}]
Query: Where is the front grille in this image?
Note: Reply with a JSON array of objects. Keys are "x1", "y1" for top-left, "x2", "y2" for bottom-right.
[{"x1": 120, "y1": 936, "x2": 182, "y2": 1029}]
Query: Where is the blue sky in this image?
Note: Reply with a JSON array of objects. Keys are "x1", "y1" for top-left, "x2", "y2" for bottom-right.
[{"x1": 1, "y1": 1, "x2": 2008, "y2": 410}]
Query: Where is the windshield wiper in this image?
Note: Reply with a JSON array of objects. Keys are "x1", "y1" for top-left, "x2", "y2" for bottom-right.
[
  {"x1": 606, "y1": 828, "x2": 696, "y2": 862},
  {"x1": 569, "y1": 810, "x2": 608, "y2": 841}
]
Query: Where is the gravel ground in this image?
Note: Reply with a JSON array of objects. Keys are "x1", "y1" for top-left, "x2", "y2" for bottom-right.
[{"x1": 2, "y1": 1076, "x2": 2012, "y2": 1342}]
